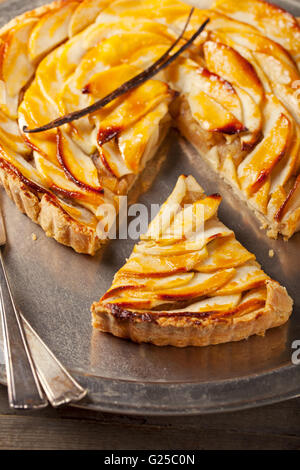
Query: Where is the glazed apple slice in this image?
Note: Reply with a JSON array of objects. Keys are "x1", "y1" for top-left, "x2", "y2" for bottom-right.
[
  {"x1": 34, "y1": 152, "x2": 103, "y2": 208},
  {"x1": 254, "y1": 52, "x2": 300, "y2": 124},
  {"x1": 233, "y1": 85, "x2": 262, "y2": 150},
  {"x1": 195, "y1": 236, "x2": 255, "y2": 273},
  {"x1": 162, "y1": 195, "x2": 223, "y2": 242},
  {"x1": 170, "y1": 293, "x2": 242, "y2": 314},
  {"x1": 276, "y1": 174, "x2": 300, "y2": 225},
  {"x1": 214, "y1": 261, "x2": 269, "y2": 296},
  {"x1": 95, "y1": 80, "x2": 174, "y2": 145},
  {"x1": 222, "y1": 31, "x2": 297, "y2": 71},
  {"x1": 105, "y1": 0, "x2": 190, "y2": 24},
  {"x1": 57, "y1": 129, "x2": 102, "y2": 193},
  {"x1": 28, "y1": 1, "x2": 79, "y2": 61},
  {"x1": 120, "y1": 249, "x2": 209, "y2": 276},
  {"x1": 188, "y1": 89, "x2": 246, "y2": 135},
  {"x1": 103, "y1": 272, "x2": 195, "y2": 299},
  {"x1": 118, "y1": 101, "x2": 170, "y2": 174},
  {"x1": 204, "y1": 40, "x2": 264, "y2": 105},
  {"x1": 212, "y1": 0, "x2": 300, "y2": 66},
  {"x1": 238, "y1": 108, "x2": 292, "y2": 197},
  {"x1": 69, "y1": 0, "x2": 110, "y2": 36},
  {"x1": 0, "y1": 110, "x2": 30, "y2": 156},
  {"x1": 143, "y1": 175, "x2": 195, "y2": 241},
  {"x1": 269, "y1": 117, "x2": 300, "y2": 197},
  {"x1": 122, "y1": 269, "x2": 236, "y2": 302},
  {"x1": 74, "y1": 30, "x2": 170, "y2": 85},
  {"x1": 18, "y1": 79, "x2": 60, "y2": 166},
  {"x1": 98, "y1": 140, "x2": 133, "y2": 179},
  {"x1": 142, "y1": 193, "x2": 222, "y2": 245},
  {"x1": 2, "y1": 18, "x2": 38, "y2": 98},
  {"x1": 0, "y1": 143, "x2": 47, "y2": 188},
  {"x1": 170, "y1": 58, "x2": 243, "y2": 122}
]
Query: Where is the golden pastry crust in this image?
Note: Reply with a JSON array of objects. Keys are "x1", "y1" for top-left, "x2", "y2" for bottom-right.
[
  {"x1": 0, "y1": 158, "x2": 102, "y2": 254},
  {"x1": 92, "y1": 278, "x2": 292, "y2": 348}
]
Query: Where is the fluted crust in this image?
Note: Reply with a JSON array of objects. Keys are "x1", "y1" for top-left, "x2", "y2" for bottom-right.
[
  {"x1": 0, "y1": 158, "x2": 102, "y2": 255},
  {"x1": 92, "y1": 281, "x2": 293, "y2": 347}
]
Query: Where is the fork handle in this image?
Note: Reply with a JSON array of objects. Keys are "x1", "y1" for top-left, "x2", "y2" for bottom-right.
[{"x1": 0, "y1": 250, "x2": 48, "y2": 409}]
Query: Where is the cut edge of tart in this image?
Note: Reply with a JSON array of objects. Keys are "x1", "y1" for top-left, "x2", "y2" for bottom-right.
[{"x1": 92, "y1": 175, "x2": 293, "y2": 347}]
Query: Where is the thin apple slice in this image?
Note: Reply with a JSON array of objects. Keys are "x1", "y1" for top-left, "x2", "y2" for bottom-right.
[
  {"x1": 28, "y1": 1, "x2": 79, "y2": 61},
  {"x1": 95, "y1": 80, "x2": 173, "y2": 145},
  {"x1": 118, "y1": 101, "x2": 170, "y2": 174},
  {"x1": 119, "y1": 248, "x2": 208, "y2": 276},
  {"x1": 162, "y1": 195, "x2": 222, "y2": 241},
  {"x1": 98, "y1": 139, "x2": 133, "y2": 178},
  {"x1": 104, "y1": 297, "x2": 161, "y2": 311},
  {"x1": 18, "y1": 79, "x2": 60, "y2": 166},
  {"x1": 142, "y1": 175, "x2": 192, "y2": 241},
  {"x1": 170, "y1": 58, "x2": 243, "y2": 122},
  {"x1": 195, "y1": 236, "x2": 255, "y2": 273},
  {"x1": 0, "y1": 143, "x2": 47, "y2": 188},
  {"x1": 154, "y1": 293, "x2": 242, "y2": 315},
  {"x1": 0, "y1": 110, "x2": 30, "y2": 155},
  {"x1": 60, "y1": 63, "x2": 141, "y2": 121},
  {"x1": 276, "y1": 174, "x2": 300, "y2": 223},
  {"x1": 2, "y1": 18, "x2": 38, "y2": 98},
  {"x1": 103, "y1": 272, "x2": 195, "y2": 299},
  {"x1": 234, "y1": 85, "x2": 262, "y2": 149},
  {"x1": 270, "y1": 121, "x2": 300, "y2": 195},
  {"x1": 136, "y1": 217, "x2": 233, "y2": 257},
  {"x1": 105, "y1": 0, "x2": 190, "y2": 24},
  {"x1": 0, "y1": 80, "x2": 19, "y2": 119},
  {"x1": 75, "y1": 30, "x2": 170, "y2": 84},
  {"x1": 57, "y1": 196, "x2": 98, "y2": 228},
  {"x1": 141, "y1": 194, "x2": 222, "y2": 245},
  {"x1": 188, "y1": 89, "x2": 245, "y2": 135},
  {"x1": 254, "y1": 52, "x2": 300, "y2": 124},
  {"x1": 214, "y1": 261, "x2": 269, "y2": 295},
  {"x1": 69, "y1": 0, "x2": 110, "y2": 36},
  {"x1": 34, "y1": 152, "x2": 103, "y2": 208},
  {"x1": 155, "y1": 269, "x2": 236, "y2": 300},
  {"x1": 118, "y1": 268, "x2": 236, "y2": 303},
  {"x1": 222, "y1": 31, "x2": 297, "y2": 70},
  {"x1": 238, "y1": 111, "x2": 292, "y2": 197},
  {"x1": 213, "y1": 0, "x2": 300, "y2": 66},
  {"x1": 57, "y1": 130, "x2": 102, "y2": 193},
  {"x1": 204, "y1": 40, "x2": 264, "y2": 105}
]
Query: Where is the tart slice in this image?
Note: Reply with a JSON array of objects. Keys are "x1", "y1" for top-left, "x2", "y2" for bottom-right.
[{"x1": 92, "y1": 175, "x2": 293, "y2": 347}]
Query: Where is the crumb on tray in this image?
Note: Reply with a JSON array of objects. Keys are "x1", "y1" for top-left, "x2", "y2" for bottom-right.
[
  {"x1": 31, "y1": 233, "x2": 37, "y2": 241},
  {"x1": 269, "y1": 249, "x2": 274, "y2": 258}
]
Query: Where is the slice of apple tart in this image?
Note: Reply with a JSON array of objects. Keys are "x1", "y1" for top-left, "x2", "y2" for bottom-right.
[{"x1": 92, "y1": 175, "x2": 293, "y2": 347}]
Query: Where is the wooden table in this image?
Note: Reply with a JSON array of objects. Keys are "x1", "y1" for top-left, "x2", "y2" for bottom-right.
[{"x1": 0, "y1": 385, "x2": 299, "y2": 450}]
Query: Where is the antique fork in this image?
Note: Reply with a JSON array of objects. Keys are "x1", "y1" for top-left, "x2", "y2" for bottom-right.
[{"x1": 0, "y1": 205, "x2": 87, "y2": 409}]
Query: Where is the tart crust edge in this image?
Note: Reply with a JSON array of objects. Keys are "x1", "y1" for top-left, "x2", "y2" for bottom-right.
[
  {"x1": 0, "y1": 158, "x2": 102, "y2": 255},
  {"x1": 91, "y1": 280, "x2": 293, "y2": 347}
]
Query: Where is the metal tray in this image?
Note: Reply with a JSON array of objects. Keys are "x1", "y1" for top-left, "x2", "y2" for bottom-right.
[{"x1": 0, "y1": 0, "x2": 300, "y2": 415}]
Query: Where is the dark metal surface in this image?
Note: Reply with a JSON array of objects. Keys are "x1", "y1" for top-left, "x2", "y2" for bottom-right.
[{"x1": 0, "y1": 0, "x2": 300, "y2": 415}]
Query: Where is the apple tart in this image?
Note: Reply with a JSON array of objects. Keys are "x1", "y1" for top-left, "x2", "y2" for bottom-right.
[{"x1": 92, "y1": 175, "x2": 293, "y2": 347}]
